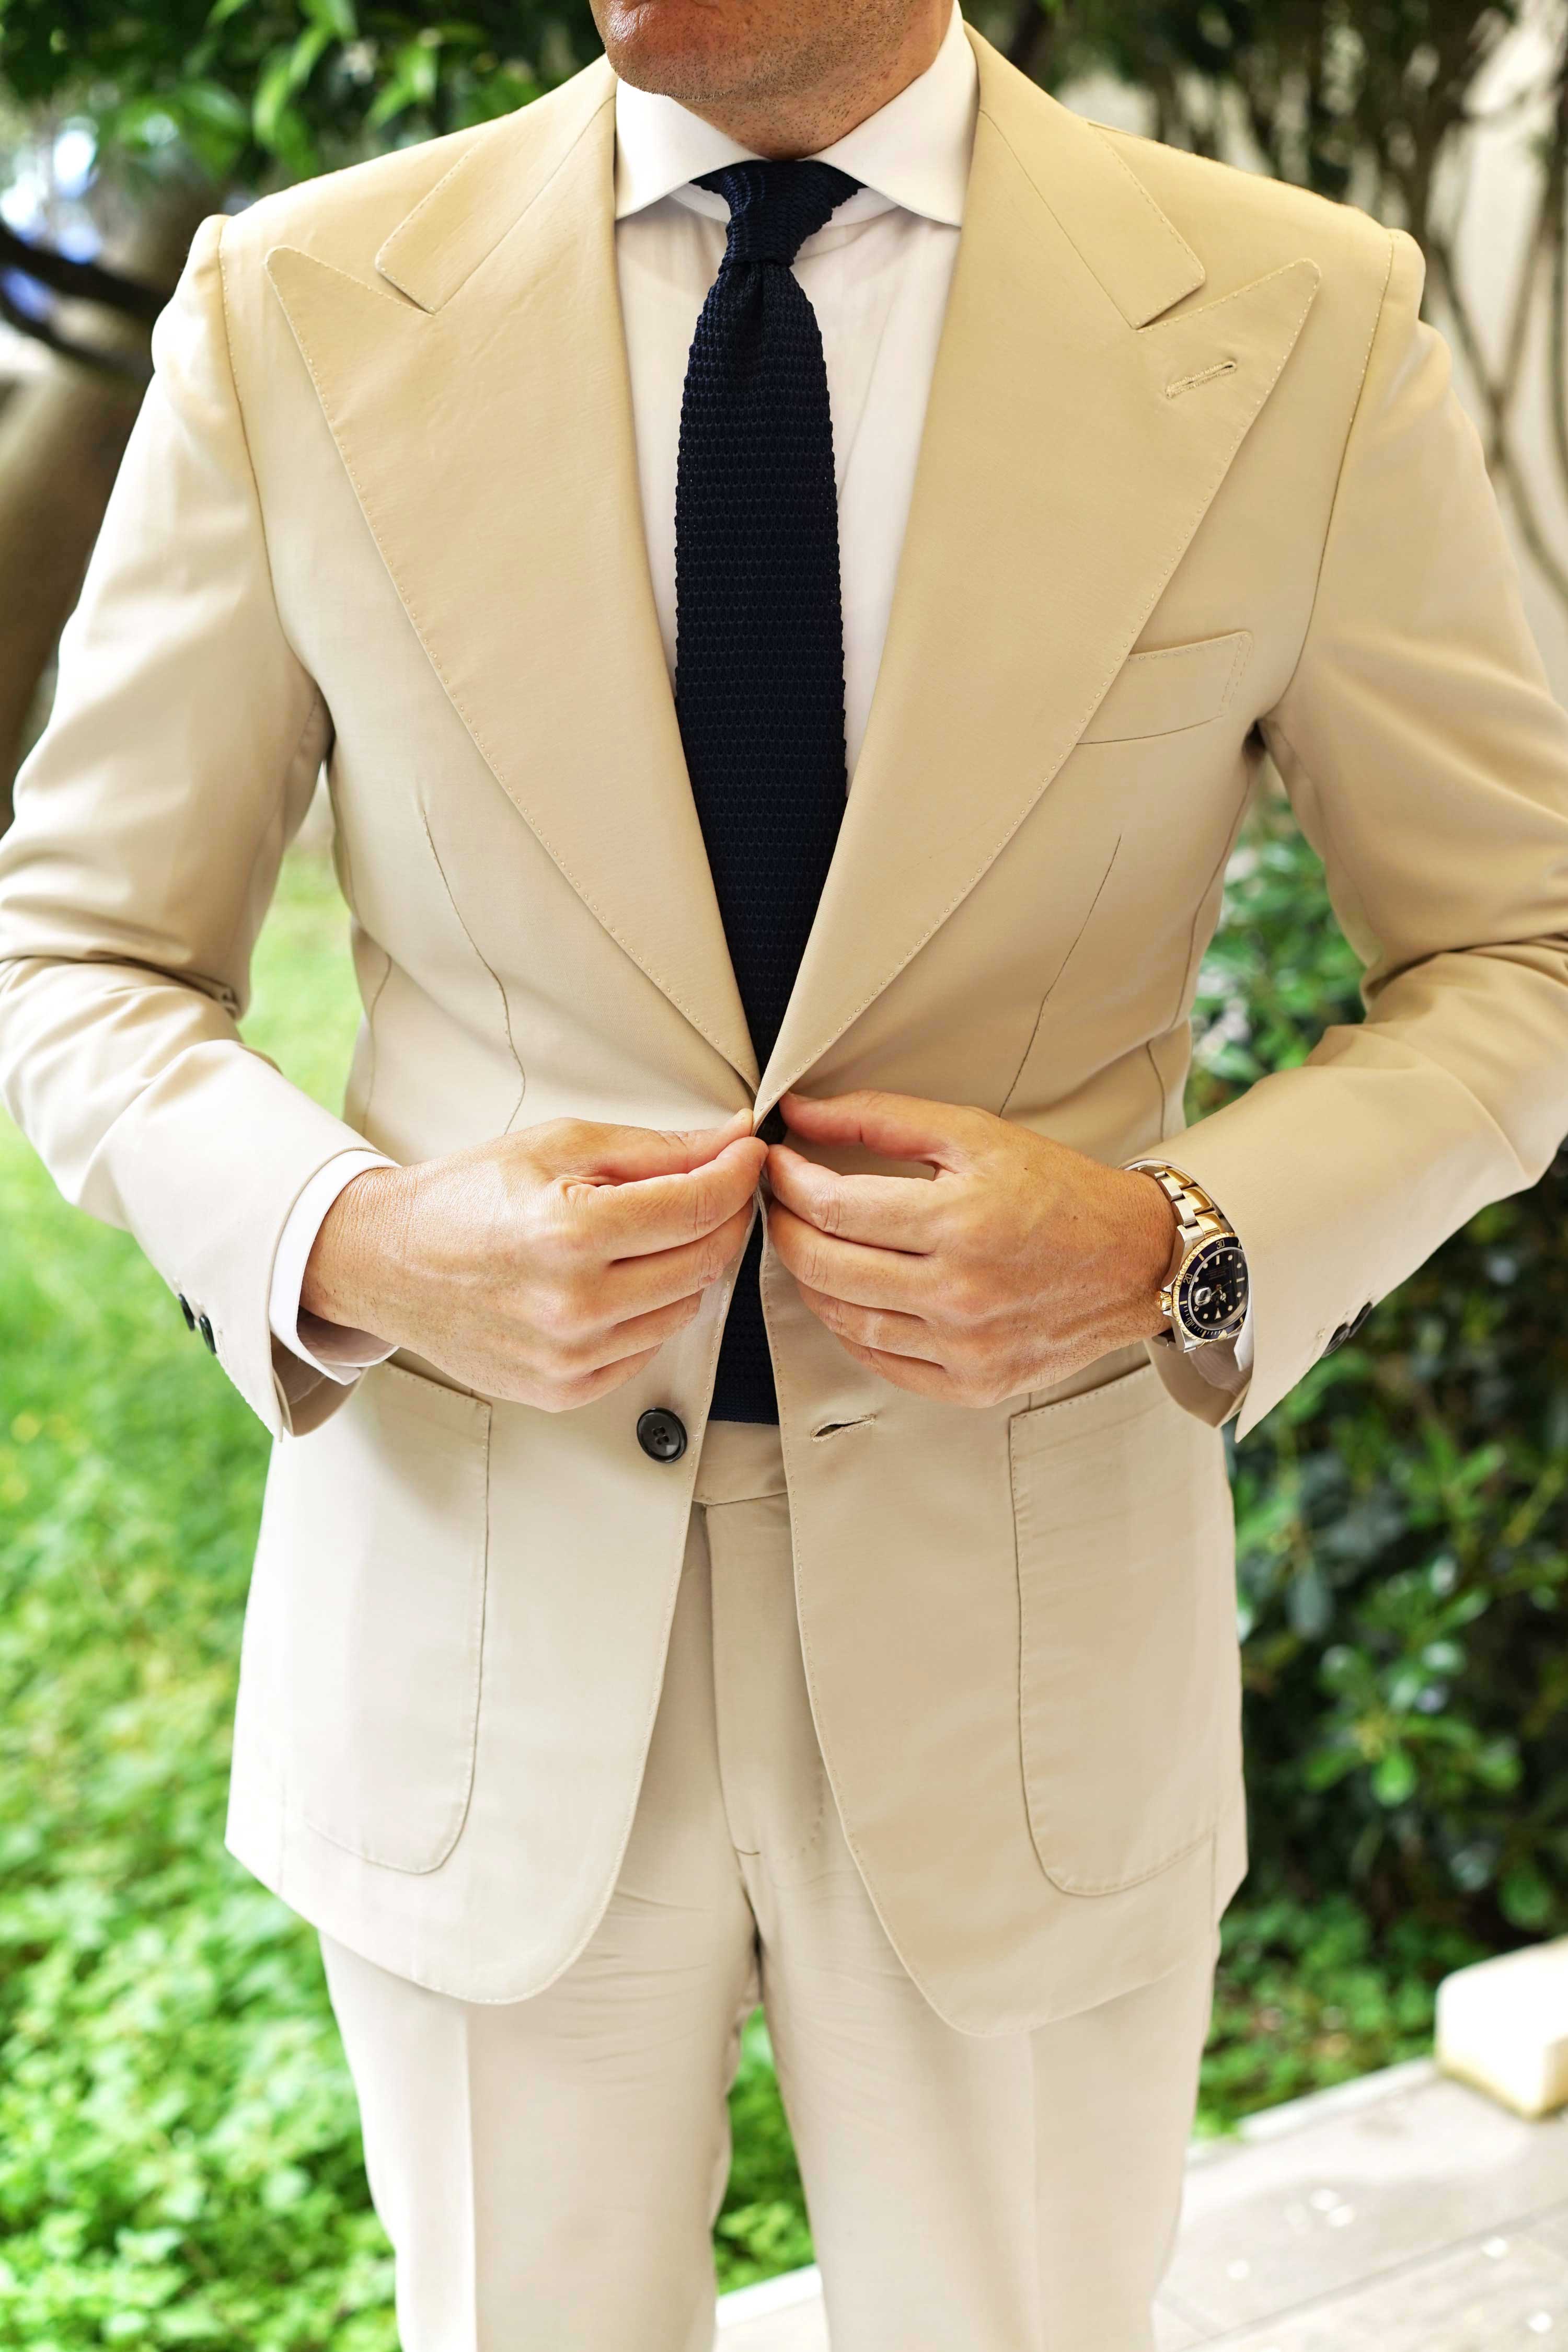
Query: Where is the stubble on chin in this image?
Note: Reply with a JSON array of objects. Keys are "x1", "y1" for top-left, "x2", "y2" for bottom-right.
[{"x1": 593, "y1": 0, "x2": 864, "y2": 112}]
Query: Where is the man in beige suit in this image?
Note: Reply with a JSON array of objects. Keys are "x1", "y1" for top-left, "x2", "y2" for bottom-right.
[{"x1": 5, "y1": 0, "x2": 1568, "y2": 2338}]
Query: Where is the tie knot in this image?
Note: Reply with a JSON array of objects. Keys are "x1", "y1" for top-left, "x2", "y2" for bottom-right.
[{"x1": 695, "y1": 159, "x2": 862, "y2": 268}]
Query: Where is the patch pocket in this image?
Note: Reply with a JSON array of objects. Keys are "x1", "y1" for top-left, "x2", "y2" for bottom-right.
[
  {"x1": 1080, "y1": 631, "x2": 1251, "y2": 744},
  {"x1": 275, "y1": 1360, "x2": 492, "y2": 1873},
  {"x1": 1008, "y1": 1360, "x2": 1239, "y2": 1895}
]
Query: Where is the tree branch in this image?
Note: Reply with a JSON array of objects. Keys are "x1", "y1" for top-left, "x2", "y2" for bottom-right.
[
  {"x1": 0, "y1": 283, "x2": 150, "y2": 385},
  {"x1": 1428, "y1": 230, "x2": 1568, "y2": 613},
  {"x1": 1540, "y1": 72, "x2": 1568, "y2": 511},
  {"x1": 0, "y1": 225, "x2": 169, "y2": 327}
]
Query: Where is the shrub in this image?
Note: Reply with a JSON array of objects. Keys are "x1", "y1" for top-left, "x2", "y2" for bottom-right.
[{"x1": 1195, "y1": 786, "x2": 1568, "y2": 1951}]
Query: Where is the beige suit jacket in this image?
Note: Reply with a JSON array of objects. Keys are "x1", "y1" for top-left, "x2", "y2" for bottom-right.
[{"x1": 5, "y1": 28, "x2": 1568, "y2": 2030}]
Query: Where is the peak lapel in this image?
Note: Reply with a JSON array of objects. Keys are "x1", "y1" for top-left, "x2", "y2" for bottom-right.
[
  {"x1": 266, "y1": 64, "x2": 759, "y2": 1090},
  {"x1": 756, "y1": 37, "x2": 1319, "y2": 1114}
]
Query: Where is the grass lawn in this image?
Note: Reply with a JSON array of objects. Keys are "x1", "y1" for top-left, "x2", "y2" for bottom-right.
[{"x1": 0, "y1": 848, "x2": 1463, "y2": 2344}]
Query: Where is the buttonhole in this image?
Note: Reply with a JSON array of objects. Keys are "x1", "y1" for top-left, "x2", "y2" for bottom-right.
[
  {"x1": 812, "y1": 1415, "x2": 877, "y2": 1441},
  {"x1": 1165, "y1": 358, "x2": 1238, "y2": 399}
]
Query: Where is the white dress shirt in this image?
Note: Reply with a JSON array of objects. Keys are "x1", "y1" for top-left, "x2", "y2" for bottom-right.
[{"x1": 270, "y1": 3, "x2": 1250, "y2": 1394}]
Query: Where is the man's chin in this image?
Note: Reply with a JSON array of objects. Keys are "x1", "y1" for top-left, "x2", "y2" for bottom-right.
[{"x1": 596, "y1": 0, "x2": 764, "y2": 105}]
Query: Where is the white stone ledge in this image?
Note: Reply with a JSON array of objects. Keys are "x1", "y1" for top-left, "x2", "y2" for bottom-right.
[
  {"x1": 717, "y1": 2267, "x2": 823, "y2": 2327},
  {"x1": 1437, "y1": 1935, "x2": 1568, "y2": 2119}
]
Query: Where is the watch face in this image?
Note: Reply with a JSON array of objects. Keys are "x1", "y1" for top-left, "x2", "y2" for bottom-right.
[{"x1": 1175, "y1": 1236, "x2": 1248, "y2": 1340}]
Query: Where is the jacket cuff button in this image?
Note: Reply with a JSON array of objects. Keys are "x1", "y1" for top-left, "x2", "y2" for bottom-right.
[
  {"x1": 176, "y1": 1293, "x2": 197, "y2": 1332},
  {"x1": 1324, "y1": 1301, "x2": 1373, "y2": 1355},
  {"x1": 197, "y1": 1312, "x2": 217, "y2": 1355}
]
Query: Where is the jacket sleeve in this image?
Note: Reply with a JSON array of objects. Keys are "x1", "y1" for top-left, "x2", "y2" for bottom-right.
[
  {"x1": 0, "y1": 212, "x2": 377, "y2": 1438},
  {"x1": 1151, "y1": 226, "x2": 1568, "y2": 1439}
]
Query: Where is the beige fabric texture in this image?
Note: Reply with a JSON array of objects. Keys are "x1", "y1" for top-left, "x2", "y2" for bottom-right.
[
  {"x1": 3, "y1": 26, "x2": 1568, "y2": 2026},
  {"x1": 319, "y1": 1417, "x2": 1220, "y2": 2352}
]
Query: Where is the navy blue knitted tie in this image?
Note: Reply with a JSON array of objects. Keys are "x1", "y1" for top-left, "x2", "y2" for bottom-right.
[{"x1": 676, "y1": 159, "x2": 860, "y2": 1424}]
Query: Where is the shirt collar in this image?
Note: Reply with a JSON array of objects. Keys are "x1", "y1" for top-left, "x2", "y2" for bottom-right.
[{"x1": 613, "y1": 1, "x2": 975, "y2": 229}]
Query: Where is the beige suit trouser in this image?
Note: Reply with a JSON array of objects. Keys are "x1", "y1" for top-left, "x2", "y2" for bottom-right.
[{"x1": 319, "y1": 1417, "x2": 1219, "y2": 2352}]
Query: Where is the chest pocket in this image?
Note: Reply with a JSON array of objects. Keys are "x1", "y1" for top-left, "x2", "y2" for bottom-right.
[{"x1": 1081, "y1": 631, "x2": 1251, "y2": 744}]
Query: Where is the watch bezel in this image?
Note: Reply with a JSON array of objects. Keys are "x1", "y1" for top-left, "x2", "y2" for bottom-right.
[{"x1": 1168, "y1": 1231, "x2": 1249, "y2": 1346}]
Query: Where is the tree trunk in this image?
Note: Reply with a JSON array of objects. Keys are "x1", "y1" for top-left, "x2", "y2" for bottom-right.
[{"x1": 0, "y1": 180, "x2": 214, "y2": 832}]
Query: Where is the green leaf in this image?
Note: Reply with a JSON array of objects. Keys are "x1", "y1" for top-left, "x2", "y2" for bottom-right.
[
  {"x1": 173, "y1": 79, "x2": 249, "y2": 135},
  {"x1": 1474, "y1": 1738, "x2": 1522, "y2": 1792},
  {"x1": 251, "y1": 50, "x2": 297, "y2": 148},
  {"x1": 1500, "y1": 1864, "x2": 1557, "y2": 1930},
  {"x1": 166, "y1": 82, "x2": 252, "y2": 177},
  {"x1": 1302, "y1": 1744, "x2": 1363, "y2": 1790},
  {"x1": 363, "y1": 37, "x2": 442, "y2": 132},
  {"x1": 285, "y1": 20, "x2": 334, "y2": 92},
  {"x1": 381, "y1": 32, "x2": 440, "y2": 106},
  {"x1": 302, "y1": 0, "x2": 358, "y2": 38},
  {"x1": 1372, "y1": 1748, "x2": 1417, "y2": 1806},
  {"x1": 248, "y1": 35, "x2": 328, "y2": 161},
  {"x1": 364, "y1": 74, "x2": 413, "y2": 129}
]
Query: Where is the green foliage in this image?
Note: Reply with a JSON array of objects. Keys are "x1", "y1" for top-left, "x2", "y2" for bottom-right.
[
  {"x1": 1202, "y1": 1893, "x2": 1482, "y2": 2126},
  {"x1": 714, "y1": 2015, "x2": 813, "y2": 2292},
  {"x1": 0, "y1": 855, "x2": 393, "y2": 2344},
  {"x1": 1192, "y1": 786, "x2": 1568, "y2": 1949},
  {"x1": 1, "y1": 0, "x2": 599, "y2": 189}
]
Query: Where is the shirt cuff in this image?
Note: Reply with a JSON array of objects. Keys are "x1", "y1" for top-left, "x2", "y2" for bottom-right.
[
  {"x1": 1186, "y1": 1298, "x2": 1254, "y2": 1391},
  {"x1": 270, "y1": 1150, "x2": 398, "y2": 1384}
]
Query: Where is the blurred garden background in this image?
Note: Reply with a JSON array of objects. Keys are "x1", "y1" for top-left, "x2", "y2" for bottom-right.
[{"x1": 3, "y1": 0, "x2": 1568, "y2": 2342}]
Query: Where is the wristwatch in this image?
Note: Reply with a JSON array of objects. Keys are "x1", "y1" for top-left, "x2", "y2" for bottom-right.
[{"x1": 1123, "y1": 1159, "x2": 1249, "y2": 1353}]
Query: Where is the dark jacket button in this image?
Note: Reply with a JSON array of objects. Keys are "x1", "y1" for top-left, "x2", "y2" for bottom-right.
[
  {"x1": 198, "y1": 1313, "x2": 217, "y2": 1355},
  {"x1": 637, "y1": 1406, "x2": 687, "y2": 1463},
  {"x1": 1324, "y1": 1301, "x2": 1373, "y2": 1355},
  {"x1": 177, "y1": 1292, "x2": 196, "y2": 1332}
]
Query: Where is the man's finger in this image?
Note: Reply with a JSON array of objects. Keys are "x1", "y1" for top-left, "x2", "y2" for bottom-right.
[
  {"x1": 554, "y1": 1106, "x2": 755, "y2": 1184},
  {"x1": 585, "y1": 1139, "x2": 764, "y2": 1259},
  {"x1": 766, "y1": 1197, "x2": 926, "y2": 1313},
  {"x1": 544, "y1": 1345, "x2": 665, "y2": 1413},
  {"x1": 599, "y1": 1200, "x2": 757, "y2": 1311},
  {"x1": 778, "y1": 1088, "x2": 988, "y2": 1172},
  {"x1": 572, "y1": 1288, "x2": 710, "y2": 1371},
  {"x1": 765, "y1": 1144, "x2": 942, "y2": 1250},
  {"x1": 794, "y1": 1281, "x2": 944, "y2": 1364},
  {"x1": 827, "y1": 1331, "x2": 957, "y2": 1402}
]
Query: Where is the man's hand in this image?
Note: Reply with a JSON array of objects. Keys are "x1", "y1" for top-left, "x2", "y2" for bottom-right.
[
  {"x1": 764, "y1": 1089, "x2": 1178, "y2": 1408},
  {"x1": 302, "y1": 1110, "x2": 766, "y2": 1411}
]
